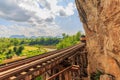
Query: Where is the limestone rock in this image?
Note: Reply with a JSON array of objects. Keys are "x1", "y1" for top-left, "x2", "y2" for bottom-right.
[{"x1": 75, "y1": 0, "x2": 120, "y2": 80}]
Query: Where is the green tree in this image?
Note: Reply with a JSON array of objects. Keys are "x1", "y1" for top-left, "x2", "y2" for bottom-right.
[
  {"x1": 76, "y1": 31, "x2": 81, "y2": 41},
  {"x1": 13, "y1": 46, "x2": 17, "y2": 53},
  {"x1": 62, "y1": 33, "x2": 66, "y2": 38},
  {"x1": 16, "y1": 46, "x2": 24, "y2": 56},
  {"x1": 13, "y1": 46, "x2": 24, "y2": 56},
  {"x1": 6, "y1": 49, "x2": 13, "y2": 59},
  {"x1": 56, "y1": 31, "x2": 81, "y2": 49}
]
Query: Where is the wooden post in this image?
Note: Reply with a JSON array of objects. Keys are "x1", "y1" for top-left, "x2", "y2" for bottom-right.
[
  {"x1": 64, "y1": 70, "x2": 72, "y2": 80},
  {"x1": 42, "y1": 72, "x2": 47, "y2": 80},
  {"x1": 25, "y1": 75, "x2": 32, "y2": 80},
  {"x1": 64, "y1": 71, "x2": 69, "y2": 80},
  {"x1": 68, "y1": 71, "x2": 72, "y2": 80},
  {"x1": 59, "y1": 74, "x2": 62, "y2": 80}
]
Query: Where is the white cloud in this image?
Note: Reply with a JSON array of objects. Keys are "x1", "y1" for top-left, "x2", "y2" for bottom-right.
[
  {"x1": 0, "y1": 0, "x2": 76, "y2": 37},
  {"x1": 18, "y1": 0, "x2": 76, "y2": 21},
  {"x1": 0, "y1": 24, "x2": 62, "y2": 37}
]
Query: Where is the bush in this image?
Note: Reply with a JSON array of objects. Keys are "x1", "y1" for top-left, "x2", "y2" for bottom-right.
[
  {"x1": 13, "y1": 46, "x2": 24, "y2": 56},
  {"x1": 90, "y1": 70, "x2": 103, "y2": 80},
  {"x1": 35, "y1": 76, "x2": 42, "y2": 80}
]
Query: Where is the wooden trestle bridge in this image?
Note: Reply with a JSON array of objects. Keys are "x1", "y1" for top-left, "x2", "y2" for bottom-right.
[{"x1": 0, "y1": 43, "x2": 88, "y2": 80}]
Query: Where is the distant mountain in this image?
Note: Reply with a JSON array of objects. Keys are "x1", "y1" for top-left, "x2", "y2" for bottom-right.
[
  {"x1": 55, "y1": 35, "x2": 62, "y2": 38},
  {"x1": 9, "y1": 35, "x2": 62, "y2": 38},
  {"x1": 38, "y1": 36, "x2": 52, "y2": 38},
  {"x1": 31, "y1": 36, "x2": 37, "y2": 38},
  {"x1": 10, "y1": 35, "x2": 26, "y2": 38}
]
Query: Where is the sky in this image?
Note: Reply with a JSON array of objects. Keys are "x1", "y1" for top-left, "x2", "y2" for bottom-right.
[{"x1": 0, "y1": 0, "x2": 84, "y2": 37}]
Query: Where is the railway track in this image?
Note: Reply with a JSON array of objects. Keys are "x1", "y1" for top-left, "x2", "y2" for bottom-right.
[
  {"x1": 0, "y1": 43, "x2": 85, "y2": 80},
  {"x1": 0, "y1": 44, "x2": 77, "y2": 71}
]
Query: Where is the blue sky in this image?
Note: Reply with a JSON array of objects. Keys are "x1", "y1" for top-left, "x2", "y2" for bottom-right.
[{"x1": 0, "y1": 0, "x2": 84, "y2": 37}]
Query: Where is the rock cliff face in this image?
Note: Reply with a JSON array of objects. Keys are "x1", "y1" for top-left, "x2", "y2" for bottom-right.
[{"x1": 75, "y1": 0, "x2": 120, "y2": 80}]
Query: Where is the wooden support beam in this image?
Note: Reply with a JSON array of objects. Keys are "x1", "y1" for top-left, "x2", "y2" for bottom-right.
[{"x1": 47, "y1": 66, "x2": 72, "y2": 80}]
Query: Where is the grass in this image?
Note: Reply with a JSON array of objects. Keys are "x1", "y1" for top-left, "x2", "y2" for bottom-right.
[
  {"x1": 9, "y1": 46, "x2": 38, "y2": 51},
  {"x1": 20, "y1": 46, "x2": 47, "y2": 57},
  {"x1": 40, "y1": 45, "x2": 56, "y2": 49},
  {"x1": 22, "y1": 46, "x2": 38, "y2": 53},
  {"x1": 1, "y1": 45, "x2": 56, "y2": 64}
]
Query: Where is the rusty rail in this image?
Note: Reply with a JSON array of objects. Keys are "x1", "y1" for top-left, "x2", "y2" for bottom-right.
[{"x1": 0, "y1": 43, "x2": 85, "y2": 80}]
